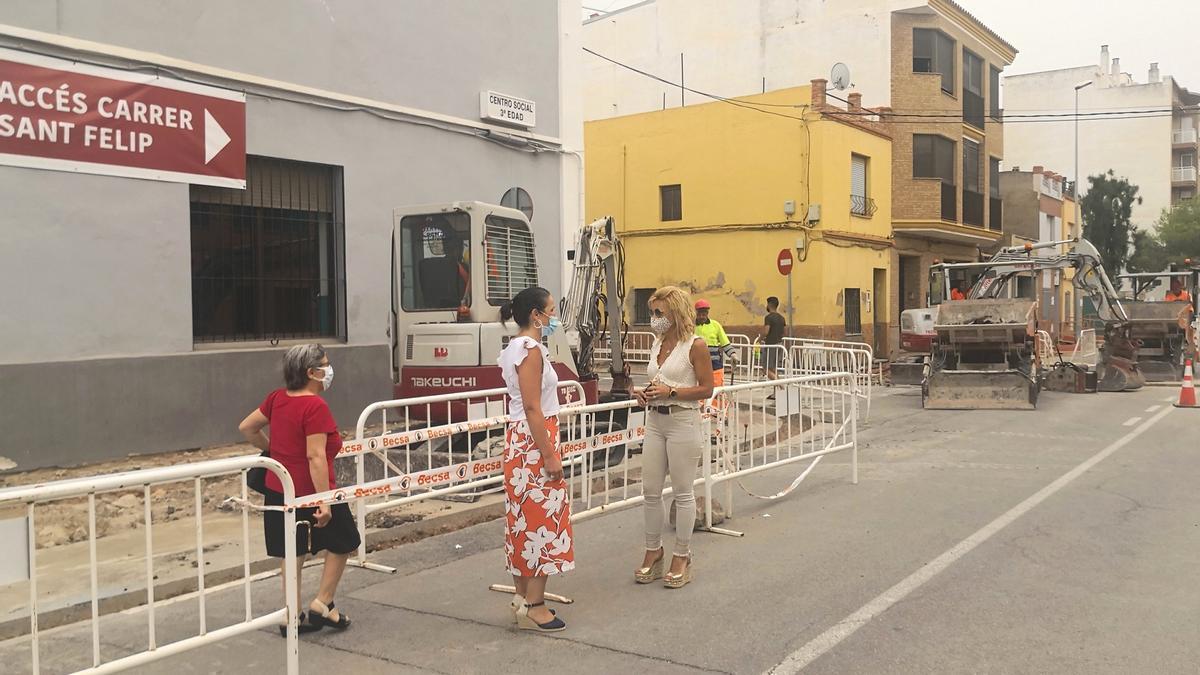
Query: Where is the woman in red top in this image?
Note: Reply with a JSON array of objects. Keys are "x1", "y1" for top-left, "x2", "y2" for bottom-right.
[{"x1": 239, "y1": 344, "x2": 358, "y2": 635}]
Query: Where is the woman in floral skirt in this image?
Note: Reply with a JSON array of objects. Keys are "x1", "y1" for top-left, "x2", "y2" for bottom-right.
[{"x1": 498, "y1": 286, "x2": 572, "y2": 632}]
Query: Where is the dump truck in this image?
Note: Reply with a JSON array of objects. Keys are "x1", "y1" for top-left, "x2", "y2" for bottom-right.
[
  {"x1": 922, "y1": 238, "x2": 1141, "y2": 410},
  {"x1": 1115, "y1": 263, "x2": 1198, "y2": 381}
]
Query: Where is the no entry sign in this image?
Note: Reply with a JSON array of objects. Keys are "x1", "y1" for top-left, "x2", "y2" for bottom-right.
[
  {"x1": 0, "y1": 48, "x2": 245, "y2": 188},
  {"x1": 777, "y1": 248, "x2": 794, "y2": 276}
]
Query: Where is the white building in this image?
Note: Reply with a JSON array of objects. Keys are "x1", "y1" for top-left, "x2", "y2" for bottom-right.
[{"x1": 1004, "y1": 46, "x2": 1200, "y2": 229}]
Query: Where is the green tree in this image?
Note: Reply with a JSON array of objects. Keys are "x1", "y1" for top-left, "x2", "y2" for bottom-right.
[
  {"x1": 1081, "y1": 170, "x2": 1142, "y2": 283},
  {"x1": 1153, "y1": 197, "x2": 1200, "y2": 265},
  {"x1": 1128, "y1": 229, "x2": 1168, "y2": 273}
]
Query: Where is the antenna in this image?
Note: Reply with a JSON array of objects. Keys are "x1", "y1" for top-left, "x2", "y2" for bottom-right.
[{"x1": 830, "y1": 63, "x2": 851, "y2": 91}]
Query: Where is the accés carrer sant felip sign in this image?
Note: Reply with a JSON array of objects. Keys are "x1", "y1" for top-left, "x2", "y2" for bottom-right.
[{"x1": 0, "y1": 47, "x2": 246, "y2": 188}]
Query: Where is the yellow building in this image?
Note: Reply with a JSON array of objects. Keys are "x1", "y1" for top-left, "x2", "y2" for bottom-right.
[
  {"x1": 585, "y1": 82, "x2": 893, "y2": 351},
  {"x1": 1060, "y1": 189, "x2": 1079, "y2": 337}
]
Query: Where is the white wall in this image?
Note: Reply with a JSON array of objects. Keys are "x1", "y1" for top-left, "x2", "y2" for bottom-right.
[
  {"x1": 1003, "y1": 65, "x2": 1173, "y2": 228},
  {"x1": 581, "y1": 0, "x2": 898, "y2": 120}
]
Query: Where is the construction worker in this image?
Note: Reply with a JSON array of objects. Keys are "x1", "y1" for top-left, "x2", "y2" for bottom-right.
[
  {"x1": 1165, "y1": 277, "x2": 1191, "y2": 303},
  {"x1": 950, "y1": 282, "x2": 966, "y2": 301},
  {"x1": 693, "y1": 299, "x2": 737, "y2": 387}
]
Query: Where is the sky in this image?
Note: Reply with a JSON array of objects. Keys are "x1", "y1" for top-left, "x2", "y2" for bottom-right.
[{"x1": 581, "y1": 0, "x2": 1200, "y2": 90}]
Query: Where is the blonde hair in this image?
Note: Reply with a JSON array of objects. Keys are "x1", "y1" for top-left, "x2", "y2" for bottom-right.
[{"x1": 649, "y1": 285, "x2": 696, "y2": 345}]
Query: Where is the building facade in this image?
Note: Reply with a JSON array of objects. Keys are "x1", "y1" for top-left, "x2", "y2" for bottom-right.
[
  {"x1": 585, "y1": 84, "x2": 892, "y2": 350},
  {"x1": 0, "y1": 1, "x2": 582, "y2": 471},
  {"x1": 1004, "y1": 46, "x2": 1200, "y2": 227},
  {"x1": 998, "y1": 166, "x2": 1070, "y2": 335},
  {"x1": 582, "y1": 0, "x2": 1016, "y2": 354}
]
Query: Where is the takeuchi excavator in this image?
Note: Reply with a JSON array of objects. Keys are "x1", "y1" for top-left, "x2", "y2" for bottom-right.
[
  {"x1": 921, "y1": 238, "x2": 1143, "y2": 410},
  {"x1": 1116, "y1": 262, "x2": 1199, "y2": 381}
]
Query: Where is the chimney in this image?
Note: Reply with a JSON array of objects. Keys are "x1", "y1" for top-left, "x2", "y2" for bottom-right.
[
  {"x1": 1149, "y1": 62, "x2": 1161, "y2": 83},
  {"x1": 1033, "y1": 165, "x2": 1044, "y2": 175},
  {"x1": 1100, "y1": 45, "x2": 1110, "y2": 73},
  {"x1": 847, "y1": 92, "x2": 862, "y2": 110},
  {"x1": 1111, "y1": 57, "x2": 1120, "y2": 77},
  {"x1": 811, "y1": 79, "x2": 827, "y2": 108}
]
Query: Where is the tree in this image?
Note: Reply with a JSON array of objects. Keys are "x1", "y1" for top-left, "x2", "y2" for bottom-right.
[
  {"x1": 1081, "y1": 170, "x2": 1142, "y2": 283},
  {"x1": 1128, "y1": 229, "x2": 1167, "y2": 273},
  {"x1": 1153, "y1": 197, "x2": 1200, "y2": 265}
]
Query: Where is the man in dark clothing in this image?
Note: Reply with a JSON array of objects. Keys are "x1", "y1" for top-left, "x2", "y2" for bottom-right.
[{"x1": 762, "y1": 296, "x2": 786, "y2": 380}]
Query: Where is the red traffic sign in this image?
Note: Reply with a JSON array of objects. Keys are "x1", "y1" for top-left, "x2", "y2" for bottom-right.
[
  {"x1": 777, "y1": 248, "x2": 794, "y2": 276},
  {"x1": 0, "y1": 47, "x2": 246, "y2": 188}
]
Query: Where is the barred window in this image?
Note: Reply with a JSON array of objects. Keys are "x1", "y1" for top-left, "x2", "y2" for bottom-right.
[
  {"x1": 190, "y1": 156, "x2": 345, "y2": 343},
  {"x1": 484, "y1": 214, "x2": 538, "y2": 305}
]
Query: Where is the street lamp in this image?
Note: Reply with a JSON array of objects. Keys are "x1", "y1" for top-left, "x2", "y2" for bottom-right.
[{"x1": 1073, "y1": 79, "x2": 1093, "y2": 337}]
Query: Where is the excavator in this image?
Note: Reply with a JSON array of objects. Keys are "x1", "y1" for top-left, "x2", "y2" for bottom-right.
[
  {"x1": 1115, "y1": 261, "x2": 1199, "y2": 381},
  {"x1": 921, "y1": 238, "x2": 1142, "y2": 410}
]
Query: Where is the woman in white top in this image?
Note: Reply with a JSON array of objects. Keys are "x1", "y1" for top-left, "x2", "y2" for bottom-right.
[
  {"x1": 497, "y1": 286, "x2": 571, "y2": 632},
  {"x1": 633, "y1": 285, "x2": 714, "y2": 588}
]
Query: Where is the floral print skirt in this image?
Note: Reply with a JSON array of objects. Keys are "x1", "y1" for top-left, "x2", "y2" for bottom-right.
[{"x1": 503, "y1": 416, "x2": 575, "y2": 577}]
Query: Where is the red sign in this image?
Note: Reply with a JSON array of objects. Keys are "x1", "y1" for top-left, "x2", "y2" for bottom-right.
[
  {"x1": 0, "y1": 48, "x2": 245, "y2": 188},
  {"x1": 777, "y1": 248, "x2": 794, "y2": 276}
]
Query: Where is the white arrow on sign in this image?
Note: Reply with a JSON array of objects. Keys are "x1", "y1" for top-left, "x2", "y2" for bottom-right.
[{"x1": 204, "y1": 109, "x2": 231, "y2": 164}]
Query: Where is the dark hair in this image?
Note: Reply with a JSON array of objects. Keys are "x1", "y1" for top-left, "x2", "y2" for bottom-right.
[
  {"x1": 767, "y1": 296, "x2": 779, "y2": 309},
  {"x1": 500, "y1": 286, "x2": 552, "y2": 327}
]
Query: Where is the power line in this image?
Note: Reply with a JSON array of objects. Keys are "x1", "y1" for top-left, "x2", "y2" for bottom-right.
[{"x1": 585, "y1": 47, "x2": 1200, "y2": 122}]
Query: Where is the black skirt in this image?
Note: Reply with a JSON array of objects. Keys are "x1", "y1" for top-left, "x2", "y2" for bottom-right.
[{"x1": 263, "y1": 490, "x2": 361, "y2": 558}]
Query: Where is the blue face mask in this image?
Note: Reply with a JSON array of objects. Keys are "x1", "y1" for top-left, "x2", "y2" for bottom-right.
[{"x1": 541, "y1": 316, "x2": 562, "y2": 338}]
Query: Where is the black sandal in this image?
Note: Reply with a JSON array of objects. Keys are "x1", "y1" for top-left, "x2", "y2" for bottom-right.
[
  {"x1": 279, "y1": 612, "x2": 323, "y2": 637},
  {"x1": 309, "y1": 600, "x2": 351, "y2": 630}
]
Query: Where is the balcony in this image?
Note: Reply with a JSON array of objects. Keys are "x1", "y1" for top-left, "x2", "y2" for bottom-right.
[
  {"x1": 941, "y1": 182, "x2": 957, "y2": 221},
  {"x1": 850, "y1": 194, "x2": 878, "y2": 217},
  {"x1": 989, "y1": 196, "x2": 1003, "y2": 231},
  {"x1": 963, "y1": 189, "x2": 985, "y2": 227},
  {"x1": 1173, "y1": 166, "x2": 1198, "y2": 184},
  {"x1": 1174, "y1": 128, "x2": 1198, "y2": 145},
  {"x1": 963, "y1": 91, "x2": 985, "y2": 131}
]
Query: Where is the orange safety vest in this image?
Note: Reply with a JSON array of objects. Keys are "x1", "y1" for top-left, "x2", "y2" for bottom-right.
[{"x1": 1165, "y1": 290, "x2": 1191, "y2": 302}]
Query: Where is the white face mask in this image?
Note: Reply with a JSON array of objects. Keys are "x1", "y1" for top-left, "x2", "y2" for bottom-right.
[
  {"x1": 650, "y1": 316, "x2": 672, "y2": 335},
  {"x1": 313, "y1": 364, "x2": 334, "y2": 391}
]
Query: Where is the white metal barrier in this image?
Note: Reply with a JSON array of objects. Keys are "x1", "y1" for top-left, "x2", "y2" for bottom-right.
[
  {"x1": 1067, "y1": 329, "x2": 1098, "y2": 367},
  {"x1": 0, "y1": 456, "x2": 300, "y2": 675},
  {"x1": 784, "y1": 338, "x2": 873, "y2": 420},
  {"x1": 594, "y1": 330, "x2": 656, "y2": 365},
  {"x1": 1036, "y1": 330, "x2": 1057, "y2": 364}
]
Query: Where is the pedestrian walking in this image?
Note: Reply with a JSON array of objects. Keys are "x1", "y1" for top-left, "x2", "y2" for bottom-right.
[
  {"x1": 762, "y1": 296, "x2": 786, "y2": 381},
  {"x1": 633, "y1": 286, "x2": 715, "y2": 589},
  {"x1": 238, "y1": 344, "x2": 357, "y2": 636},
  {"x1": 498, "y1": 286, "x2": 572, "y2": 632}
]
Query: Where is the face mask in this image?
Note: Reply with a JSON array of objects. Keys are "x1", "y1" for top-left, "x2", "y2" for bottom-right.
[
  {"x1": 650, "y1": 316, "x2": 672, "y2": 335},
  {"x1": 540, "y1": 315, "x2": 562, "y2": 338},
  {"x1": 314, "y1": 364, "x2": 334, "y2": 391}
]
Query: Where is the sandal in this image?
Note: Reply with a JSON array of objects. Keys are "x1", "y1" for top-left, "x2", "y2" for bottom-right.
[
  {"x1": 634, "y1": 547, "x2": 665, "y2": 584},
  {"x1": 663, "y1": 554, "x2": 693, "y2": 589},
  {"x1": 309, "y1": 599, "x2": 351, "y2": 630},
  {"x1": 516, "y1": 601, "x2": 566, "y2": 632},
  {"x1": 278, "y1": 612, "x2": 323, "y2": 637}
]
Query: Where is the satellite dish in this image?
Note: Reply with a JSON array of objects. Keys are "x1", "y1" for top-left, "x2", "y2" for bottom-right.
[{"x1": 830, "y1": 63, "x2": 851, "y2": 91}]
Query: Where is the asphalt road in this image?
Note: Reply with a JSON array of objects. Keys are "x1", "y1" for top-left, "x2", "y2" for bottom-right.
[{"x1": 3, "y1": 385, "x2": 1197, "y2": 674}]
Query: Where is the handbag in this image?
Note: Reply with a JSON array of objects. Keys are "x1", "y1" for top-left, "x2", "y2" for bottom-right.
[{"x1": 246, "y1": 450, "x2": 271, "y2": 495}]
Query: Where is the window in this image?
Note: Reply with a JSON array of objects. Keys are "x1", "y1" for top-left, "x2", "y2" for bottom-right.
[
  {"x1": 844, "y1": 288, "x2": 862, "y2": 335},
  {"x1": 1178, "y1": 152, "x2": 1196, "y2": 168},
  {"x1": 850, "y1": 154, "x2": 875, "y2": 216},
  {"x1": 484, "y1": 215, "x2": 538, "y2": 305},
  {"x1": 962, "y1": 139, "x2": 983, "y2": 226},
  {"x1": 398, "y1": 211, "x2": 471, "y2": 311},
  {"x1": 633, "y1": 288, "x2": 654, "y2": 325},
  {"x1": 913, "y1": 28, "x2": 955, "y2": 94},
  {"x1": 989, "y1": 157, "x2": 1002, "y2": 231},
  {"x1": 989, "y1": 66, "x2": 1002, "y2": 119},
  {"x1": 913, "y1": 134, "x2": 955, "y2": 183},
  {"x1": 500, "y1": 187, "x2": 534, "y2": 221},
  {"x1": 963, "y1": 49, "x2": 985, "y2": 129},
  {"x1": 660, "y1": 184, "x2": 682, "y2": 221},
  {"x1": 190, "y1": 156, "x2": 345, "y2": 343}
]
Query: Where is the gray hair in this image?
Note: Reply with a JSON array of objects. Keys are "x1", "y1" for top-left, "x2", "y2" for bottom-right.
[{"x1": 283, "y1": 344, "x2": 327, "y2": 390}]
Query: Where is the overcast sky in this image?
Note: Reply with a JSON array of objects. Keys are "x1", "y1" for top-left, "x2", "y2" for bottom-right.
[{"x1": 582, "y1": 0, "x2": 1200, "y2": 90}]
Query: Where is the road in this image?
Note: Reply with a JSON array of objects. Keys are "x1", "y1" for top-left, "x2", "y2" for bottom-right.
[{"x1": 3, "y1": 385, "x2": 1198, "y2": 674}]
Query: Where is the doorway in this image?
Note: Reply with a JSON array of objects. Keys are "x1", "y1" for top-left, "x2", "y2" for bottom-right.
[{"x1": 873, "y1": 268, "x2": 888, "y2": 355}]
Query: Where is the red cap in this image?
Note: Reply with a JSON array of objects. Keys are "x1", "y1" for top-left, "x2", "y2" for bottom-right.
[{"x1": 695, "y1": 299, "x2": 711, "y2": 310}]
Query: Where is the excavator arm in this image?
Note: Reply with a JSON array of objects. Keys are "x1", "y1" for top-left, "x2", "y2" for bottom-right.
[{"x1": 559, "y1": 217, "x2": 632, "y2": 398}]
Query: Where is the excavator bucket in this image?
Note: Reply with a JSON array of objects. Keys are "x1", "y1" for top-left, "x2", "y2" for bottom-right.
[
  {"x1": 1095, "y1": 329, "x2": 1146, "y2": 392},
  {"x1": 921, "y1": 299, "x2": 1040, "y2": 410},
  {"x1": 923, "y1": 369, "x2": 1038, "y2": 409}
]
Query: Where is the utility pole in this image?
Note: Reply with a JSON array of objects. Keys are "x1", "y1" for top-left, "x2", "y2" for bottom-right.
[{"x1": 1073, "y1": 79, "x2": 1093, "y2": 337}]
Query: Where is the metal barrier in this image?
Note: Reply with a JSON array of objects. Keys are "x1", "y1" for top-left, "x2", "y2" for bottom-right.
[
  {"x1": 1067, "y1": 329, "x2": 1098, "y2": 367},
  {"x1": 0, "y1": 456, "x2": 299, "y2": 675},
  {"x1": 1036, "y1": 330, "x2": 1057, "y2": 364},
  {"x1": 344, "y1": 382, "x2": 586, "y2": 571},
  {"x1": 594, "y1": 330, "x2": 656, "y2": 365},
  {"x1": 783, "y1": 338, "x2": 873, "y2": 420}
]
